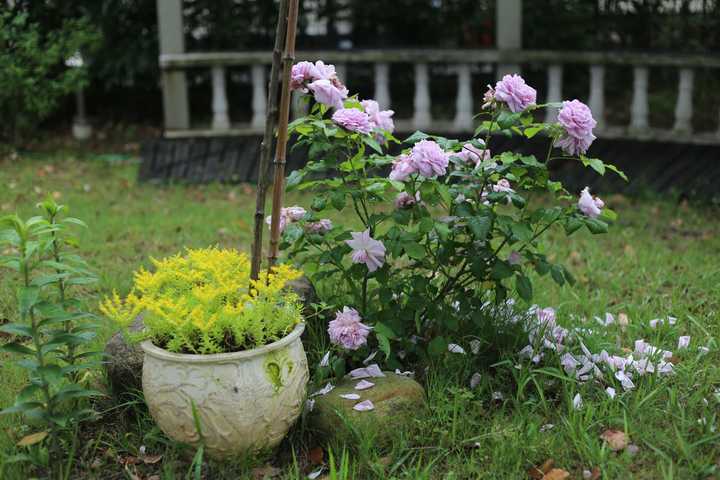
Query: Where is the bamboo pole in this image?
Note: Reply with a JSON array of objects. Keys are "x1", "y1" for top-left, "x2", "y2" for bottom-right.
[
  {"x1": 267, "y1": 0, "x2": 300, "y2": 271},
  {"x1": 250, "y1": 0, "x2": 290, "y2": 281}
]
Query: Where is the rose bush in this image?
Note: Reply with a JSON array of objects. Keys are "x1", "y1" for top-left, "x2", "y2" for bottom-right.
[{"x1": 281, "y1": 63, "x2": 626, "y2": 371}]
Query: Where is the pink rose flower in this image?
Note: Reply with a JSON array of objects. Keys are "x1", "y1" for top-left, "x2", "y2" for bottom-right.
[
  {"x1": 494, "y1": 74, "x2": 537, "y2": 113},
  {"x1": 308, "y1": 79, "x2": 347, "y2": 109},
  {"x1": 482, "y1": 84, "x2": 496, "y2": 109},
  {"x1": 332, "y1": 108, "x2": 372, "y2": 134},
  {"x1": 290, "y1": 61, "x2": 318, "y2": 92},
  {"x1": 410, "y1": 139, "x2": 449, "y2": 178},
  {"x1": 328, "y1": 306, "x2": 371, "y2": 350},
  {"x1": 305, "y1": 219, "x2": 333, "y2": 234},
  {"x1": 456, "y1": 142, "x2": 490, "y2": 166},
  {"x1": 394, "y1": 191, "x2": 418, "y2": 209},
  {"x1": 361, "y1": 99, "x2": 395, "y2": 133},
  {"x1": 346, "y1": 229, "x2": 386, "y2": 272},
  {"x1": 265, "y1": 212, "x2": 288, "y2": 233},
  {"x1": 493, "y1": 179, "x2": 514, "y2": 193},
  {"x1": 577, "y1": 187, "x2": 604, "y2": 218},
  {"x1": 388, "y1": 154, "x2": 417, "y2": 181},
  {"x1": 556, "y1": 99, "x2": 597, "y2": 155},
  {"x1": 312, "y1": 60, "x2": 337, "y2": 81},
  {"x1": 284, "y1": 205, "x2": 307, "y2": 221}
]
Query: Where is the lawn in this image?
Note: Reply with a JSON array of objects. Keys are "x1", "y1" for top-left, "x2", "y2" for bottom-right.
[{"x1": 1, "y1": 152, "x2": 719, "y2": 479}]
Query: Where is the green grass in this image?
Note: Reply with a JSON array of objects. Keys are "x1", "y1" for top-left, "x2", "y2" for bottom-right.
[{"x1": 1, "y1": 152, "x2": 719, "y2": 479}]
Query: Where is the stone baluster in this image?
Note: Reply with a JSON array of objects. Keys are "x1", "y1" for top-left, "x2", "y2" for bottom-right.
[
  {"x1": 374, "y1": 62, "x2": 391, "y2": 110},
  {"x1": 544, "y1": 64, "x2": 563, "y2": 123},
  {"x1": 211, "y1": 66, "x2": 230, "y2": 130},
  {"x1": 335, "y1": 63, "x2": 348, "y2": 84},
  {"x1": 673, "y1": 68, "x2": 694, "y2": 133},
  {"x1": 717, "y1": 109, "x2": 720, "y2": 139},
  {"x1": 630, "y1": 66, "x2": 649, "y2": 132},
  {"x1": 588, "y1": 65, "x2": 605, "y2": 129},
  {"x1": 250, "y1": 64, "x2": 266, "y2": 129},
  {"x1": 292, "y1": 90, "x2": 308, "y2": 120},
  {"x1": 412, "y1": 63, "x2": 432, "y2": 130},
  {"x1": 453, "y1": 64, "x2": 473, "y2": 131}
]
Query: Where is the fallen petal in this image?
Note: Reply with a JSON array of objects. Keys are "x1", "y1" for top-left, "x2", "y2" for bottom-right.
[
  {"x1": 470, "y1": 372, "x2": 482, "y2": 389},
  {"x1": 362, "y1": 351, "x2": 378, "y2": 365},
  {"x1": 311, "y1": 383, "x2": 335, "y2": 397},
  {"x1": 606, "y1": 387, "x2": 616, "y2": 399},
  {"x1": 573, "y1": 393, "x2": 583, "y2": 410},
  {"x1": 353, "y1": 400, "x2": 375, "y2": 411},
  {"x1": 448, "y1": 343, "x2": 466, "y2": 354},
  {"x1": 600, "y1": 429, "x2": 629, "y2": 451},
  {"x1": 307, "y1": 467, "x2": 324, "y2": 479},
  {"x1": 678, "y1": 336, "x2": 690, "y2": 350},
  {"x1": 364, "y1": 363, "x2": 386, "y2": 377},
  {"x1": 339, "y1": 393, "x2": 360, "y2": 400},
  {"x1": 319, "y1": 351, "x2": 330, "y2": 367},
  {"x1": 355, "y1": 380, "x2": 375, "y2": 390}
]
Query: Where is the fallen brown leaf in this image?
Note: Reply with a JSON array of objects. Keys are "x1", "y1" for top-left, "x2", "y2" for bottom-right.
[
  {"x1": 17, "y1": 431, "x2": 48, "y2": 447},
  {"x1": 142, "y1": 454, "x2": 163, "y2": 465},
  {"x1": 600, "y1": 429, "x2": 629, "y2": 451},
  {"x1": 309, "y1": 446, "x2": 324, "y2": 465},
  {"x1": 618, "y1": 312, "x2": 629, "y2": 330},
  {"x1": 528, "y1": 459, "x2": 554, "y2": 479},
  {"x1": 542, "y1": 468, "x2": 570, "y2": 480},
  {"x1": 588, "y1": 466, "x2": 601, "y2": 479}
]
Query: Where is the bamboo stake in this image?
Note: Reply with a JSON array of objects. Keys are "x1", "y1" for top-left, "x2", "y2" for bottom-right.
[
  {"x1": 267, "y1": 0, "x2": 300, "y2": 271},
  {"x1": 250, "y1": 0, "x2": 290, "y2": 282}
]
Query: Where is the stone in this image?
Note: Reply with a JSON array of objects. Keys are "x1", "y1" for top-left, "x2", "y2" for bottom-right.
[
  {"x1": 287, "y1": 275, "x2": 318, "y2": 312},
  {"x1": 310, "y1": 372, "x2": 426, "y2": 444},
  {"x1": 104, "y1": 314, "x2": 145, "y2": 396}
]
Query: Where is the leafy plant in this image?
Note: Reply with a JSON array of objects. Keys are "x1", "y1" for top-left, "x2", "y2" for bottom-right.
[
  {"x1": 101, "y1": 248, "x2": 304, "y2": 354},
  {"x1": 282, "y1": 65, "x2": 626, "y2": 369},
  {"x1": 0, "y1": 199, "x2": 102, "y2": 476},
  {"x1": 0, "y1": 10, "x2": 99, "y2": 144}
]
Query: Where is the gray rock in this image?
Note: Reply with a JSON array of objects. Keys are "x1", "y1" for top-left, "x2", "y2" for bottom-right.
[
  {"x1": 104, "y1": 314, "x2": 144, "y2": 396},
  {"x1": 287, "y1": 275, "x2": 318, "y2": 312},
  {"x1": 310, "y1": 372, "x2": 426, "y2": 445}
]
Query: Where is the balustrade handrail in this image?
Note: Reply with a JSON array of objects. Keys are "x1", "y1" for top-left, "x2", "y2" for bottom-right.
[{"x1": 160, "y1": 48, "x2": 720, "y2": 69}]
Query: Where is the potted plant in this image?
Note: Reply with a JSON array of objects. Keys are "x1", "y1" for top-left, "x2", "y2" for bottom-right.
[{"x1": 101, "y1": 247, "x2": 308, "y2": 458}]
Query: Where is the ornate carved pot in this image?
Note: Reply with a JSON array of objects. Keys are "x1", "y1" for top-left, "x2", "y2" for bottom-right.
[{"x1": 140, "y1": 323, "x2": 308, "y2": 459}]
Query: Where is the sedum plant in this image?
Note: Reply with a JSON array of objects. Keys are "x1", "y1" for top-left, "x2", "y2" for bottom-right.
[
  {"x1": 280, "y1": 62, "x2": 626, "y2": 368},
  {"x1": 101, "y1": 248, "x2": 304, "y2": 354},
  {"x1": 0, "y1": 199, "x2": 101, "y2": 475}
]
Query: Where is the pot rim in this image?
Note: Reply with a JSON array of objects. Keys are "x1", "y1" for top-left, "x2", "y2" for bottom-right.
[{"x1": 140, "y1": 322, "x2": 305, "y2": 363}]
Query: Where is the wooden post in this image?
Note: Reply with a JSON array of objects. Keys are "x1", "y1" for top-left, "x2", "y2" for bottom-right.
[
  {"x1": 496, "y1": 0, "x2": 522, "y2": 78},
  {"x1": 157, "y1": 0, "x2": 189, "y2": 130},
  {"x1": 267, "y1": 0, "x2": 300, "y2": 271},
  {"x1": 250, "y1": 0, "x2": 290, "y2": 281}
]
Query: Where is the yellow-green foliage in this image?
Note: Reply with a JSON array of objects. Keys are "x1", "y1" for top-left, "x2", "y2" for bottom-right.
[{"x1": 100, "y1": 247, "x2": 303, "y2": 354}]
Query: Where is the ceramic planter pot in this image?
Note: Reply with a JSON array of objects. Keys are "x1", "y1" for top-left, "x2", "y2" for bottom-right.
[{"x1": 140, "y1": 323, "x2": 308, "y2": 459}]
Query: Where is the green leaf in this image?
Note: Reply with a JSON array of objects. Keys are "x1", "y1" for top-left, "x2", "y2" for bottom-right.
[
  {"x1": 362, "y1": 136, "x2": 383, "y2": 154},
  {"x1": 403, "y1": 130, "x2": 429, "y2": 144},
  {"x1": 62, "y1": 217, "x2": 87, "y2": 228},
  {"x1": 550, "y1": 265, "x2": 566, "y2": 286},
  {"x1": 510, "y1": 223, "x2": 533, "y2": 242},
  {"x1": 404, "y1": 242, "x2": 426, "y2": 260},
  {"x1": 286, "y1": 170, "x2": 305, "y2": 190},
  {"x1": 515, "y1": 275, "x2": 533, "y2": 301},
  {"x1": 564, "y1": 217, "x2": 584, "y2": 235},
  {"x1": 1, "y1": 342, "x2": 36, "y2": 356},
  {"x1": 428, "y1": 336, "x2": 448, "y2": 357},
  {"x1": 0, "y1": 323, "x2": 33, "y2": 337},
  {"x1": 376, "y1": 333, "x2": 391, "y2": 360},
  {"x1": 37, "y1": 365, "x2": 64, "y2": 385},
  {"x1": 1, "y1": 402, "x2": 44, "y2": 415},
  {"x1": 17, "y1": 286, "x2": 40, "y2": 317},
  {"x1": 524, "y1": 126, "x2": 543, "y2": 138},
  {"x1": 468, "y1": 216, "x2": 492, "y2": 241},
  {"x1": 585, "y1": 217, "x2": 609, "y2": 234},
  {"x1": 330, "y1": 191, "x2": 346, "y2": 211},
  {"x1": 53, "y1": 386, "x2": 103, "y2": 403},
  {"x1": 491, "y1": 260, "x2": 514, "y2": 280}
]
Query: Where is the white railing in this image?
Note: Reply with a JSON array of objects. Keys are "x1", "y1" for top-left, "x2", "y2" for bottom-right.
[{"x1": 159, "y1": 49, "x2": 720, "y2": 144}]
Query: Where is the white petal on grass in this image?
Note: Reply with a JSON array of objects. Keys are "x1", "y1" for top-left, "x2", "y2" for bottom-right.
[
  {"x1": 355, "y1": 380, "x2": 375, "y2": 390},
  {"x1": 394, "y1": 369, "x2": 414, "y2": 377},
  {"x1": 606, "y1": 387, "x2": 616, "y2": 399},
  {"x1": 364, "y1": 363, "x2": 386, "y2": 377},
  {"x1": 319, "y1": 351, "x2": 330, "y2": 367},
  {"x1": 492, "y1": 391, "x2": 504, "y2": 401},
  {"x1": 583, "y1": 470, "x2": 592, "y2": 479},
  {"x1": 353, "y1": 400, "x2": 375, "y2": 411},
  {"x1": 448, "y1": 343, "x2": 466, "y2": 354},
  {"x1": 362, "y1": 351, "x2": 378, "y2": 365},
  {"x1": 678, "y1": 336, "x2": 690, "y2": 349},
  {"x1": 699, "y1": 346, "x2": 710, "y2": 355},
  {"x1": 649, "y1": 318, "x2": 662, "y2": 329},
  {"x1": 311, "y1": 383, "x2": 335, "y2": 397},
  {"x1": 573, "y1": 393, "x2": 583, "y2": 410},
  {"x1": 667, "y1": 316, "x2": 677, "y2": 325},
  {"x1": 339, "y1": 393, "x2": 361, "y2": 400},
  {"x1": 469, "y1": 339, "x2": 481, "y2": 354},
  {"x1": 307, "y1": 467, "x2": 324, "y2": 479},
  {"x1": 470, "y1": 372, "x2": 482, "y2": 389},
  {"x1": 305, "y1": 399, "x2": 315, "y2": 412},
  {"x1": 539, "y1": 424, "x2": 555, "y2": 433},
  {"x1": 615, "y1": 370, "x2": 635, "y2": 391}
]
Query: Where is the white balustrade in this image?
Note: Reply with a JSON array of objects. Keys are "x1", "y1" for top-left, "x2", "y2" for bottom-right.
[
  {"x1": 630, "y1": 66, "x2": 649, "y2": 131},
  {"x1": 374, "y1": 62, "x2": 391, "y2": 110},
  {"x1": 292, "y1": 90, "x2": 308, "y2": 120},
  {"x1": 453, "y1": 64, "x2": 473, "y2": 131},
  {"x1": 250, "y1": 64, "x2": 266, "y2": 129},
  {"x1": 544, "y1": 64, "x2": 563, "y2": 123},
  {"x1": 588, "y1": 65, "x2": 605, "y2": 129},
  {"x1": 335, "y1": 63, "x2": 348, "y2": 84},
  {"x1": 412, "y1": 63, "x2": 432, "y2": 130},
  {"x1": 211, "y1": 66, "x2": 230, "y2": 130},
  {"x1": 673, "y1": 68, "x2": 694, "y2": 133}
]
